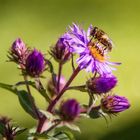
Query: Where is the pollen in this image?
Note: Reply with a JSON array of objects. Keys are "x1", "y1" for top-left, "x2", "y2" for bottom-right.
[{"x1": 89, "y1": 46, "x2": 105, "y2": 62}]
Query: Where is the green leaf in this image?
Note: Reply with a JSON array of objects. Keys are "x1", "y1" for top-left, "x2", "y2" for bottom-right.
[
  {"x1": 28, "y1": 129, "x2": 75, "y2": 140},
  {"x1": 17, "y1": 90, "x2": 38, "y2": 119},
  {"x1": 39, "y1": 110, "x2": 54, "y2": 120},
  {"x1": 88, "y1": 107, "x2": 102, "y2": 119},
  {"x1": 14, "y1": 127, "x2": 27, "y2": 136},
  {"x1": 15, "y1": 81, "x2": 51, "y2": 103},
  {"x1": 54, "y1": 130, "x2": 75, "y2": 140},
  {"x1": 0, "y1": 82, "x2": 17, "y2": 95},
  {"x1": 0, "y1": 122, "x2": 6, "y2": 135},
  {"x1": 64, "y1": 123, "x2": 81, "y2": 133},
  {"x1": 46, "y1": 60, "x2": 56, "y2": 87}
]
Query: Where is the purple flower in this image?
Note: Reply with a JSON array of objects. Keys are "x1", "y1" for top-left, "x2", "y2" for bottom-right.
[
  {"x1": 60, "y1": 99, "x2": 81, "y2": 121},
  {"x1": 11, "y1": 38, "x2": 26, "y2": 57},
  {"x1": 87, "y1": 75, "x2": 117, "y2": 94},
  {"x1": 26, "y1": 49, "x2": 45, "y2": 77},
  {"x1": 101, "y1": 95, "x2": 130, "y2": 114},
  {"x1": 10, "y1": 38, "x2": 29, "y2": 67},
  {"x1": 62, "y1": 23, "x2": 119, "y2": 75},
  {"x1": 50, "y1": 38, "x2": 71, "y2": 63}
]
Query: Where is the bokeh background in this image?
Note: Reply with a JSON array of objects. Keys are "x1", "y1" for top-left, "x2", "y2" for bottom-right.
[{"x1": 0, "y1": 0, "x2": 140, "y2": 139}]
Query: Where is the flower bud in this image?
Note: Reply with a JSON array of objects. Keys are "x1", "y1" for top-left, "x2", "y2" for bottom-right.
[
  {"x1": 47, "y1": 75, "x2": 66, "y2": 96},
  {"x1": 25, "y1": 49, "x2": 45, "y2": 77},
  {"x1": 101, "y1": 95, "x2": 130, "y2": 114},
  {"x1": 11, "y1": 38, "x2": 26, "y2": 57},
  {"x1": 50, "y1": 38, "x2": 71, "y2": 63},
  {"x1": 9, "y1": 38, "x2": 28, "y2": 67},
  {"x1": 60, "y1": 99, "x2": 80, "y2": 121},
  {"x1": 86, "y1": 75, "x2": 117, "y2": 94}
]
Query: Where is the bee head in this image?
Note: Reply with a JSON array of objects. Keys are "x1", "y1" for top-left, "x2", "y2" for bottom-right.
[{"x1": 90, "y1": 26, "x2": 98, "y2": 37}]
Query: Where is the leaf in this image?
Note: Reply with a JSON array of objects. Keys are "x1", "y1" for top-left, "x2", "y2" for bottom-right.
[
  {"x1": 53, "y1": 130, "x2": 75, "y2": 140},
  {"x1": 39, "y1": 110, "x2": 54, "y2": 120},
  {"x1": 67, "y1": 85, "x2": 87, "y2": 92},
  {"x1": 15, "y1": 80, "x2": 51, "y2": 103},
  {"x1": 0, "y1": 122, "x2": 6, "y2": 135},
  {"x1": 64, "y1": 123, "x2": 81, "y2": 133},
  {"x1": 28, "y1": 129, "x2": 75, "y2": 140},
  {"x1": 14, "y1": 127, "x2": 27, "y2": 136},
  {"x1": 0, "y1": 82, "x2": 17, "y2": 95},
  {"x1": 34, "y1": 79, "x2": 51, "y2": 103},
  {"x1": 46, "y1": 59, "x2": 56, "y2": 87},
  {"x1": 88, "y1": 107, "x2": 102, "y2": 119},
  {"x1": 17, "y1": 90, "x2": 38, "y2": 119}
]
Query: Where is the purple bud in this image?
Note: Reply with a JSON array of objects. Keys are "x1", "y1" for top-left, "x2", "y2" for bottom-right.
[
  {"x1": 50, "y1": 38, "x2": 71, "y2": 63},
  {"x1": 47, "y1": 75, "x2": 66, "y2": 96},
  {"x1": 101, "y1": 95, "x2": 130, "y2": 114},
  {"x1": 11, "y1": 38, "x2": 26, "y2": 57},
  {"x1": 10, "y1": 38, "x2": 29, "y2": 67},
  {"x1": 60, "y1": 99, "x2": 81, "y2": 121},
  {"x1": 26, "y1": 49, "x2": 45, "y2": 77},
  {"x1": 87, "y1": 75, "x2": 117, "y2": 94}
]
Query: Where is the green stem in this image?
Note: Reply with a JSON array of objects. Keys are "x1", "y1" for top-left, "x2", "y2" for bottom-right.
[{"x1": 23, "y1": 75, "x2": 41, "y2": 120}]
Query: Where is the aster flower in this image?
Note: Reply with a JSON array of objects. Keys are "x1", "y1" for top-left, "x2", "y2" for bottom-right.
[
  {"x1": 62, "y1": 23, "x2": 119, "y2": 75},
  {"x1": 87, "y1": 74, "x2": 117, "y2": 94},
  {"x1": 25, "y1": 49, "x2": 45, "y2": 77},
  {"x1": 101, "y1": 95, "x2": 130, "y2": 114},
  {"x1": 50, "y1": 38, "x2": 71, "y2": 64},
  {"x1": 60, "y1": 99, "x2": 81, "y2": 121}
]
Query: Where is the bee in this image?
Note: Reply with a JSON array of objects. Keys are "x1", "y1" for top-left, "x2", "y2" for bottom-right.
[{"x1": 90, "y1": 27, "x2": 113, "y2": 51}]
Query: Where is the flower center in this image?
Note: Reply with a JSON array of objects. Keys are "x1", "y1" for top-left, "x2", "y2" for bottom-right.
[{"x1": 89, "y1": 46, "x2": 105, "y2": 62}]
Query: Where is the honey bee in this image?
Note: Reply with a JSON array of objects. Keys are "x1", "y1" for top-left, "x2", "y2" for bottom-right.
[{"x1": 90, "y1": 27, "x2": 113, "y2": 51}]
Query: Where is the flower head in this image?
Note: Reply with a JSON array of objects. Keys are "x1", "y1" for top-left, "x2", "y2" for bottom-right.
[
  {"x1": 25, "y1": 49, "x2": 45, "y2": 77},
  {"x1": 87, "y1": 75, "x2": 117, "y2": 94},
  {"x1": 50, "y1": 38, "x2": 71, "y2": 63},
  {"x1": 60, "y1": 99, "x2": 81, "y2": 121},
  {"x1": 62, "y1": 23, "x2": 119, "y2": 75},
  {"x1": 9, "y1": 38, "x2": 29, "y2": 68},
  {"x1": 101, "y1": 95, "x2": 130, "y2": 114}
]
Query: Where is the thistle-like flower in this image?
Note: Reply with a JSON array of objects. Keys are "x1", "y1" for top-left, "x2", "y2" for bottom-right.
[
  {"x1": 9, "y1": 38, "x2": 29, "y2": 68},
  {"x1": 62, "y1": 23, "x2": 119, "y2": 75},
  {"x1": 50, "y1": 38, "x2": 71, "y2": 64},
  {"x1": 87, "y1": 75, "x2": 117, "y2": 94},
  {"x1": 101, "y1": 95, "x2": 130, "y2": 114},
  {"x1": 60, "y1": 99, "x2": 81, "y2": 121},
  {"x1": 25, "y1": 49, "x2": 45, "y2": 77}
]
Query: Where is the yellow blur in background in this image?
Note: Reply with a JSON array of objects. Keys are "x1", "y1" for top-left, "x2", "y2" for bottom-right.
[{"x1": 0, "y1": 0, "x2": 140, "y2": 139}]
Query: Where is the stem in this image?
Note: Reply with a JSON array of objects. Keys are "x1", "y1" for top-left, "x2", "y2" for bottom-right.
[
  {"x1": 88, "y1": 92, "x2": 93, "y2": 107},
  {"x1": 67, "y1": 85, "x2": 86, "y2": 91},
  {"x1": 47, "y1": 66, "x2": 81, "y2": 112},
  {"x1": 35, "y1": 78, "x2": 51, "y2": 103},
  {"x1": 57, "y1": 62, "x2": 62, "y2": 93},
  {"x1": 23, "y1": 75, "x2": 41, "y2": 120},
  {"x1": 35, "y1": 66, "x2": 81, "y2": 134},
  {"x1": 71, "y1": 54, "x2": 75, "y2": 71}
]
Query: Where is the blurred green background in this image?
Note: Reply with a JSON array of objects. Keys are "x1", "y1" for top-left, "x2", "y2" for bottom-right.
[{"x1": 0, "y1": 0, "x2": 140, "y2": 139}]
